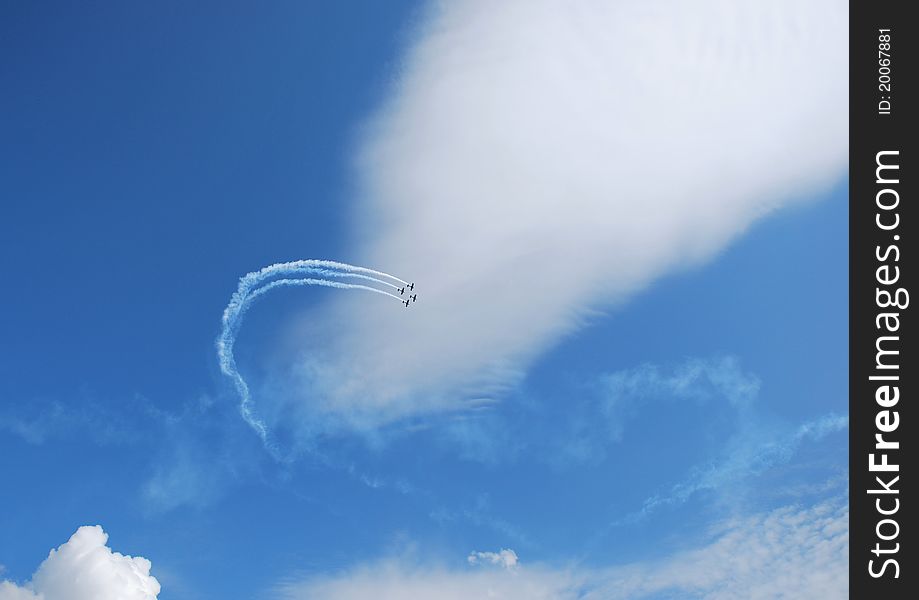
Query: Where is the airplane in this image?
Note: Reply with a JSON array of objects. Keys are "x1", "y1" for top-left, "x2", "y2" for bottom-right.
[
  {"x1": 408, "y1": 283, "x2": 415, "y2": 291},
  {"x1": 403, "y1": 299, "x2": 411, "y2": 307},
  {"x1": 410, "y1": 294, "x2": 417, "y2": 302},
  {"x1": 398, "y1": 286, "x2": 405, "y2": 295}
]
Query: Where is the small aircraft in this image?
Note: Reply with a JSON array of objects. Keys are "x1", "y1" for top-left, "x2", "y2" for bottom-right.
[
  {"x1": 410, "y1": 294, "x2": 417, "y2": 303},
  {"x1": 408, "y1": 283, "x2": 415, "y2": 291},
  {"x1": 403, "y1": 298, "x2": 411, "y2": 307},
  {"x1": 398, "y1": 286, "x2": 405, "y2": 295}
]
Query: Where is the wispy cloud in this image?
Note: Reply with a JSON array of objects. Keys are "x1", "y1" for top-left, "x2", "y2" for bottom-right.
[
  {"x1": 561, "y1": 356, "x2": 761, "y2": 463},
  {"x1": 594, "y1": 497, "x2": 848, "y2": 599},
  {"x1": 430, "y1": 493, "x2": 532, "y2": 549},
  {"x1": 434, "y1": 356, "x2": 763, "y2": 467},
  {"x1": 275, "y1": 496, "x2": 848, "y2": 599},
  {"x1": 249, "y1": 0, "x2": 848, "y2": 435},
  {"x1": 0, "y1": 394, "x2": 151, "y2": 446},
  {"x1": 426, "y1": 356, "x2": 846, "y2": 531},
  {"x1": 624, "y1": 412, "x2": 848, "y2": 523},
  {"x1": 138, "y1": 394, "x2": 266, "y2": 514},
  {"x1": 0, "y1": 392, "x2": 259, "y2": 514}
]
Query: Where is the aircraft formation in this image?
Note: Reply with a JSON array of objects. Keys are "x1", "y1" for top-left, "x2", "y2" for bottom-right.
[{"x1": 398, "y1": 282, "x2": 418, "y2": 307}]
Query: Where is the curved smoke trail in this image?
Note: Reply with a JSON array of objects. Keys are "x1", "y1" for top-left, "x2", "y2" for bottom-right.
[
  {"x1": 279, "y1": 266, "x2": 403, "y2": 291},
  {"x1": 240, "y1": 259, "x2": 408, "y2": 289},
  {"x1": 217, "y1": 261, "x2": 410, "y2": 454}
]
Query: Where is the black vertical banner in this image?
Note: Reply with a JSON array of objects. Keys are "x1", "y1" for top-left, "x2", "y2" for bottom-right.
[{"x1": 850, "y1": 1, "x2": 914, "y2": 597}]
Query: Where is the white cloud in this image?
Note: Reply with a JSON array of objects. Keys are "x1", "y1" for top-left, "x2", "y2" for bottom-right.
[
  {"x1": 0, "y1": 583, "x2": 39, "y2": 600},
  {"x1": 595, "y1": 498, "x2": 849, "y2": 599},
  {"x1": 277, "y1": 497, "x2": 847, "y2": 599},
  {"x1": 277, "y1": 558, "x2": 577, "y2": 600},
  {"x1": 468, "y1": 549, "x2": 518, "y2": 570},
  {"x1": 267, "y1": 0, "x2": 847, "y2": 430},
  {"x1": 0, "y1": 526, "x2": 160, "y2": 600}
]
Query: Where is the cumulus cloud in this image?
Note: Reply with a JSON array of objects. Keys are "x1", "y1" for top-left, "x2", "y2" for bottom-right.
[
  {"x1": 267, "y1": 0, "x2": 847, "y2": 430},
  {"x1": 277, "y1": 498, "x2": 847, "y2": 599},
  {"x1": 0, "y1": 526, "x2": 160, "y2": 600}
]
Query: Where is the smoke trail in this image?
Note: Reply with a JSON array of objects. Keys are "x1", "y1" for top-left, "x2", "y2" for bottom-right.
[
  {"x1": 218, "y1": 262, "x2": 409, "y2": 454},
  {"x1": 241, "y1": 259, "x2": 408, "y2": 290},
  {"x1": 276, "y1": 266, "x2": 403, "y2": 291}
]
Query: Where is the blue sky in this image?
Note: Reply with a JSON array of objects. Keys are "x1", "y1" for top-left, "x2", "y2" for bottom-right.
[{"x1": 1, "y1": 2, "x2": 848, "y2": 599}]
